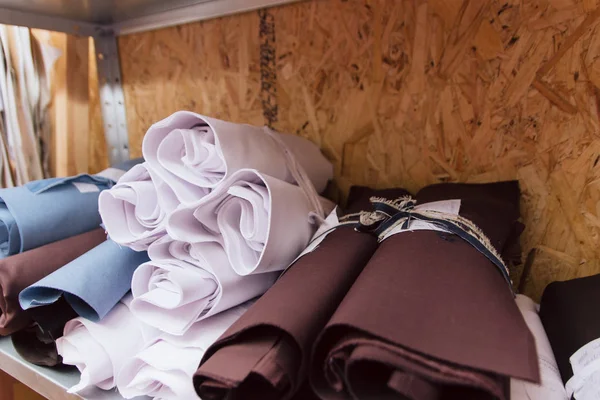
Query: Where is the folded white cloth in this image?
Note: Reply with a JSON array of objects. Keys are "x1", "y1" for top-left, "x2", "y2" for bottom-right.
[
  {"x1": 130, "y1": 236, "x2": 278, "y2": 335},
  {"x1": 99, "y1": 162, "x2": 179, "y2": 251},
  {"x1": 142, "y1": 111, "x2": 333, "y2": 205},
  {"x1": 167, "y1": 168, "x2": 335, "y2": 276},
  {"x1": 511, "y1": 294, "x2": 568, "y2": 400},
  {"x1": 117, "y1": 302, "x2": 252, "y2": 400},
  {"x1": 56, "y1": 296, "x2": 146, "y2": 394}
]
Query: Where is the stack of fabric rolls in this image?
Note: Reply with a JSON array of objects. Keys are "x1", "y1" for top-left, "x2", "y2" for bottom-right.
[
  {"x1": 0, "y1": 158, "x2": 145, "y2": 366},
  {"x1": 195, "y1": 181, "x2": 548, "y2": 400},
  {"x1": 55, "y1": 111, "x2": 335, "y2": 399},
  {"x1": 0, "y1": 108, "x2": 592, "y2": 400}
]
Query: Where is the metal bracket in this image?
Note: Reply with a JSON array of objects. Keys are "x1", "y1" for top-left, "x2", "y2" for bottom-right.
[{"x1": 93, "y1": 33, "x2": 130, "y2": 166}]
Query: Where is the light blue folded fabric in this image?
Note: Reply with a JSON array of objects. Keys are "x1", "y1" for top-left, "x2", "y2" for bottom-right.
[
  {"x1": 19, "y1": 239, "x2": 150, "y2": 321},
  {"x1": 0, "y1": 158, "x2": 143, "y2": 258}
]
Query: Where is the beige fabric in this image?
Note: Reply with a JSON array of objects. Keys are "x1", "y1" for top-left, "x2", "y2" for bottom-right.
[{"x1": 0, "y1": 25, "x2": 52, "y2": 187}]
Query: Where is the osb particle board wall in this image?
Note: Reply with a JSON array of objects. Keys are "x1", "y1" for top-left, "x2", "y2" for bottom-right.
[{"x1": 95, "y1": 0, "x2": 600, "y2": 300}]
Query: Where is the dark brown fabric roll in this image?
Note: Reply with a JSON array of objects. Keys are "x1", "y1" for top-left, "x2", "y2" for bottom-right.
[
  {"x1": 310, "y1": 181, "x2": 539, "y2": 400},
  {"x1": 0, "y1": 228, "x2": 106, "y2": 336},
  {"x1": 193, "y1": 186, "x2": 412, "y2": 400},
  {"x1": 539, "y1": 273, "x2": 600, "y2": 384},
  {"x1": 290, "y1": 381, "x2": 321, "y2": 400},
  {"x1": 11, "y1": 297, "x2": 78, "y2": 366}
]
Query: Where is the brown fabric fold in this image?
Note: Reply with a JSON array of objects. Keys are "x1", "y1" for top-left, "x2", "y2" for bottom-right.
[
  {"x1": 310, "y1": 181, "x2": 539, "y2": 400},
  {"x1": 290, "y1": 381, "x2": 321, "y2": 400},
  {"x1": 0, "y1": 228, "x2": 105, "y2": 336},
  {"x1": 339, "y1": 337, "x2": 508, "y2": 400},
  {"x1": 194, "y1": 186, "x2": 412, "y2": 400}
]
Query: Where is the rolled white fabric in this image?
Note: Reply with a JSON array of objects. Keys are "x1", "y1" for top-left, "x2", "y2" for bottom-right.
[
  {"x1": 167, "y1": 168, "x2": 335, "y2": 276},
  {"x1": 142, "y1": 111, "x2": 333, "y2": 204},
  {"x1": 130, "y1": 236, "x2": 278, "y2": 335},
  {"x1": 117, "y1": 302, "x2": 251, "y2": 400},
  {"x1": 99, "y1": 162, "x2": 179, "y2": 250},
  {"x1": 56, "y1": 296, "x2": 146, "y2": 394},
  {"x1": 511, "y1": 294, "x2": 568, "y2": 400}
]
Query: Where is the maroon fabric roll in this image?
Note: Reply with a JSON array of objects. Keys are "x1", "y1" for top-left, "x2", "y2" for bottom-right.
[
  {"x1": 0, "y1": 228, "x2": 106, "y2": 336},
  {"x1": 193, "y1": 186, "x2": 412, "y2": 400},
  {"x1": 310, "y1": 181, "x2": 539, "y2": 400}
]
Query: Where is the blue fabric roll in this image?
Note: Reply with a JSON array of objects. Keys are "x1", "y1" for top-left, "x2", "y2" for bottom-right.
[
  {"x1": 0, "y1": 158, "x2": 143, "y2": 258},
  {"x1": 19, "y1": 240, "x2": 149, "y2": 321}
]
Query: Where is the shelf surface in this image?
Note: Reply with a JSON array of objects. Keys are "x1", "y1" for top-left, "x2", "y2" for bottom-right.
[{"x1": 0, "y1": 336, "x2": 146, "y2": 400}]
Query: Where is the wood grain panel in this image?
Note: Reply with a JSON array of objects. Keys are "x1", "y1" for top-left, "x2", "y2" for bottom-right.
[
  {"x1": 0, "y1": 370, "x2": 45, "y2": 400},
  {"x1": 48, "y1": 32, "x2": 90, "y2": 177}
]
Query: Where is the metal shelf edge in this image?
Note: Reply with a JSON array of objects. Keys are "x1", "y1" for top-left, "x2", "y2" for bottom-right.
[
  {"x1": 110, "y1": 0, "x2": 301, "y2": 35},
  {"x1": 0, "y1": 0, "x2": 303, "y2": 37}
]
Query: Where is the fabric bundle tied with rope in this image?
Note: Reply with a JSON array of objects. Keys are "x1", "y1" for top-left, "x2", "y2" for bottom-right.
[{"x1": 311, "y1": 181, "x2": 539, "y2": 400}]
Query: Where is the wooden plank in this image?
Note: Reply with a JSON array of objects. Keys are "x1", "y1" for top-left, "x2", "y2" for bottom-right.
[
  {"x1": 88, "y1": 38, "x2": 109, "y2": 174},
  {"x1": 0, "y1": 369, "x2": 15, "y2": 400},
  {"x1": 13, "y1": 379, "x2": 46, "y2": 400},
  {"x1": 50, "y1": 32, "x2": 89, "y2": 177}
]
